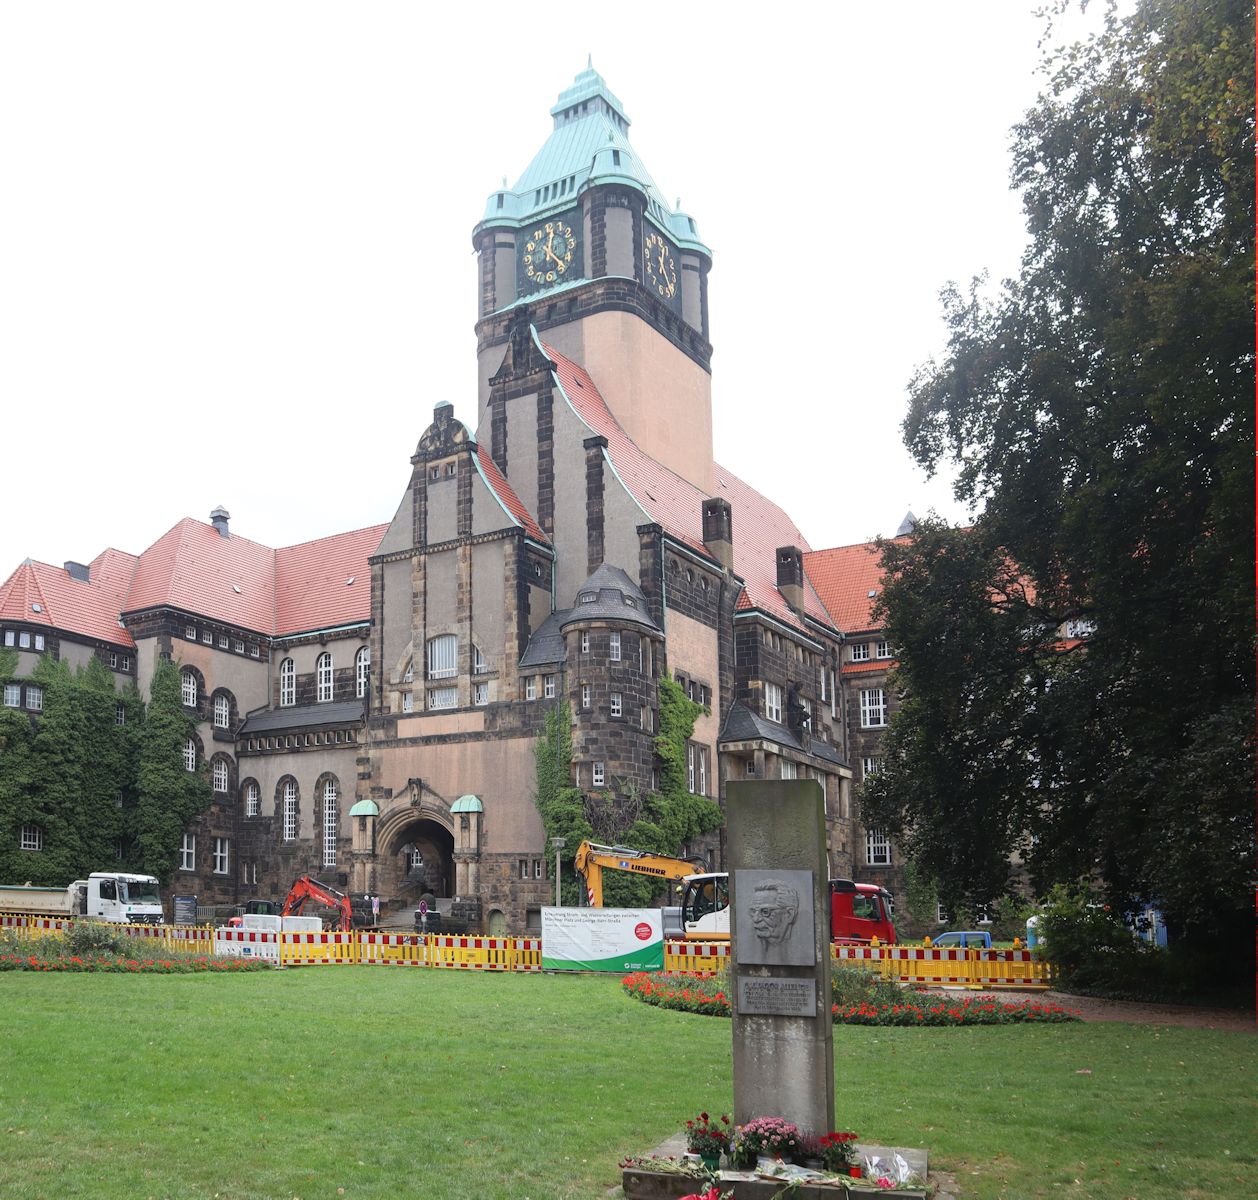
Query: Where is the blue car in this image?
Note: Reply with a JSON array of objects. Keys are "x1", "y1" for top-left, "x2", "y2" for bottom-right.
[{"x1": 930, "y1": 930, "x2": 992, "y2": 949}]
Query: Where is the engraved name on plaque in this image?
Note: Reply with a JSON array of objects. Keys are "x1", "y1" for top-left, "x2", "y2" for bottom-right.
[{"x1": 736, "y1": 975, "x2": 818, "y2": 1017}]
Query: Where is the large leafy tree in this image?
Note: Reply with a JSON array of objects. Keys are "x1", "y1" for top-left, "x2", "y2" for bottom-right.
[{"x1": 864, "y1": 0, "x2": 1254, "y2": 944}]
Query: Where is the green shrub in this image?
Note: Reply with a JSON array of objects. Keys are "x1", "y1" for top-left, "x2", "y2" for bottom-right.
[
  {"x1": 831, "y1": 963, "x2": 909, "y2": 1008},
  {"x1": 67, "y1": 921, "x2": 125, "y2": 957}
]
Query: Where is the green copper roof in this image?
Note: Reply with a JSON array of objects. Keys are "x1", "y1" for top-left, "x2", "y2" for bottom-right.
[
  {"x1": 478, "y1": 67, "x2": 708, "y2": 256},
  {"x1": 348, "y1": 799, "x2": 379, "y2": 817},
  {"x1": 451, "y1": 794, "x2": 484, "y2": 814}
]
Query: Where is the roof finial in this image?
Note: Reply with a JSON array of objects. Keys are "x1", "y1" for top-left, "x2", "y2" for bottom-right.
[{"x1": 587, "y1": 52, "x2": 593, "y2": 70}]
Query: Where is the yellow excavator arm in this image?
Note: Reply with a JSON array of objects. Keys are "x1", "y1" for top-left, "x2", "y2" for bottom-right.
[{"x1": 572, "y1": 840, "x2": 705, "y2": 907}]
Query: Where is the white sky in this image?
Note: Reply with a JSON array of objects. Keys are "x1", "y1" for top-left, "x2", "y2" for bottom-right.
[{"x1": 0, "y1": 2, "x2": 1104, "y2": 575}]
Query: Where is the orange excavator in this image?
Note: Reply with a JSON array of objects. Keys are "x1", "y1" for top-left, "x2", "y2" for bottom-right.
[{"x1": 280, "y1": 875, "x2": 355, "y2": 931}]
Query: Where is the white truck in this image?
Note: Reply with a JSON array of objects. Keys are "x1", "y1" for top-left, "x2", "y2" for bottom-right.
[{"x1": 0, "y1": 872, "x2": 165, "y2": 924}]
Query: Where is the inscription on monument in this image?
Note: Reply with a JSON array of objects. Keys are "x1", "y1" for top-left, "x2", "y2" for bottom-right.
[
  {"x1": 736, "y1": 975, "x2": 817, "y2": 1017},
  {"x1": 734, "y1": 868, "x2": 816, "y2": 966}
]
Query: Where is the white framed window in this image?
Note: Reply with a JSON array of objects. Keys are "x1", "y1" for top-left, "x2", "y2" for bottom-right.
[
  {"x1": 474, "y1": 681, "x2": 489, "y2": 706},
  {"x1": 765, "y1": 682, "x2": 782, "y2": 723},
  {"x1": 534, "y1": 859, "x2": 543, "y2": 880},
  {"x1": 180, "y1": 833, "x2": 196, "y2": 871},
  {"x1": 1065, "y1": 619, "x2": 1096, "y2": 639},
  {"x1": 591, "y1": 761, "x2": 605, "y2": 788},
  {"x1": 217, "y1": 635, "x2": 229, "y2": 649},
  {"x1": 250, "y1": 644, "x2": 260, "y2": 659},
  {"x1": 181, "y1": 671, "x2": 197, "y2": 707},
  {"x1": 801, "y1": 697, "x2": 811, "y2": 730},
  {"x1": 403, "y1": 663, "x2": 414, "y2": 683},
  {"x1": 316, "y1": 652, "x2": 334, "y2": 703},
  {"x1": 25, "y1": 685, "x2": 42, "y2": 711},
  {"x1": 20, "y1": 824, "x2": 42, "y2": 852},
  {"x1": 875, "y1": 640, "x2": 892, "y2": 659},
  {"x1": 282, "y1": 780, "x2": 298, "y2": 842},
  {"x1": 2, "y1": 631, "x2": 13, "y2": 646},
  {"x1": 3, "y1": 684, "x2": 20, "y2": 708},
  {"x1": 402, "y1": 692, "x2": 414, "y2": 713},
  {"x1": 610, "y1": 692, "x2": 622, "y2": 717},
  {"x1": 213, "y1": 695, "x2": 230, "y2": 728},
  {"x1": 428, "y1": 687, "x2": 457, "y2": 710},
  {"x1": 115, "y1": 703, "x2": 126, "y2": 726},
  {"x1": 862, "y1": 757, "x2": 881, "y2": 779},
  {"x1": 202, "y1": 630, "x2": 212, "y2": 644},
  {"x1": 519, "y1": 859, "x2": 530, "y2": 880},
  {"x1": 120, "y1": 654, "x2": 129, "y2": 670},
  {"x1": 245, "y1": 781, "x2": 260, "y2": 818},
  {"x1": 781, "y1": 759, "x2": 798, "y2": 780},
  {"x1": 820, "y1": 668, "x2": 827, "y2": 702},
  {"x1": 609, "y1": 631, "x2": 621, "y2": 661},
  {"x1": 322, "y1": 779, "x2": 338, "y2": 867},
  {"x1": 356, "y1": 646, "x2": 370, "y2": 697},
  {"x1": 976, "y1": 905, "x2": 992, "y2": 925},
  {"x1": 427, "y1": 634, "x2": 457, "y2": 680},
  {"x1": 866, "y1": 828, "x2": 891, "y2": 866},
  {"x1": 213, "y1": 837, "x2": 230, "y2": 875},
  {"x1": 937, "y1": 904, "x2": 950, "y2": 925},
  {"x1": 233, "y1": 639, "x2": 245, "y2": 654},
  {"x1": 183, "y1": 739, "x2": 197, "y2": 772},
  {"x1": 580, "y1": 683, "x2": 591, "y2": 709},
  {"x1": 185, "y1": 625, "x2": 196, "y2": 640},
  {"x1": 525, "y1": 676, "x2": 537, "y2": 701},
  {"x1": 860, "y1": 688, "x2": 887, "y2": 728},
  {"x1": 699, "y1": 747, "x2": 707, "y2": 795},
  {"x1": 472, "y1": 645, "x2": 489, "y2": 674},
  {"x1": 543, "y1": 675, "x2": 556, "y2": 699},
  {"x1": 851, "y1": 642, "x2": 870, "y2": 662},
  {"x1": 212, "y1": 759, "x2": 229, "y2": 792},
  {"x1": 830, "y1": 670, "x2": 837, "y2": 718},
  {"x1": 687, "y1": 743, "x2": 696, "y2": 792},
  {"x1": 108, "y1": 650, "x2": 117, "y2": 667},
  {"x1": 279, "y1": 658, "x2": 295, "y2": 707},
  {"x1": 580, "y1": 631, "x2": 590, "y2": 654}
]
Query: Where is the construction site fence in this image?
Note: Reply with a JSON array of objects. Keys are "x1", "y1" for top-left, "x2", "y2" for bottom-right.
[{"x1": 1, "y1": 913, "x2": 1049, "y2": 985}]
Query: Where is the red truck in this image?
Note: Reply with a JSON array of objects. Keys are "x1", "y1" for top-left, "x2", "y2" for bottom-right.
[{"x1": 666, "y1": 874, "x2": 897, "y2": 944}]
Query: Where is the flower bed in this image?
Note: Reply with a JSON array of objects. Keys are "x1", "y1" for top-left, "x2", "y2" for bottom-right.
[{"x1": 622, "y1": 972, "x2": 1081, "y2": 1025}]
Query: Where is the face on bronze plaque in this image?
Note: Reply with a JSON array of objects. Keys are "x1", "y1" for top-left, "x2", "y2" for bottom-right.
[{"x1": 734, "y1": 869, "x2": 816, "y2": 966}]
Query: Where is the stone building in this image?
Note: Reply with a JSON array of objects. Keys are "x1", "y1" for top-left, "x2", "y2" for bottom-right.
[{"x1": 1, "y1": 68, "x2": 915, "y2": 932}]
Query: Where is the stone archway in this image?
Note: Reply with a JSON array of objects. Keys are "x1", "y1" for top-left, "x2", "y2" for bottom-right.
[{"x1": 377, "y1": 814, "x2": 454, "y2": 904}]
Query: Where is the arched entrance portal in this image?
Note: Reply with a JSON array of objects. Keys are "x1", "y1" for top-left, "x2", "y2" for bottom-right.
[{"x1": 378, "y1": 817, "x2": 454, "y2": 904}]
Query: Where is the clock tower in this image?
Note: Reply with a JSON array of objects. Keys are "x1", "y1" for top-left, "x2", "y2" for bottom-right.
[{"x1": 472, "y1": 67, "x2": 715, "y2": 493}]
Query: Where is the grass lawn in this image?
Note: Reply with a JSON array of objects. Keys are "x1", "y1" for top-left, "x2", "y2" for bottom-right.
[{"x1": 0, "y1": 969, "x2": 1253, "y2": 1200}]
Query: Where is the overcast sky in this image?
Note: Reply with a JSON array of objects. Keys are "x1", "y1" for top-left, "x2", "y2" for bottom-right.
[{"x1": 0, "y1": 2, "x2": 1106, "y2": 576}]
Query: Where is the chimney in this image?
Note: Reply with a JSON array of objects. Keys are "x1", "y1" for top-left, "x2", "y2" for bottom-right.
[
  {"x1": 776, "y1": 545, "x2": 805, "y2": 614},
  {"x1": 702, "y1": 498, "x2": 734, "y2": 572},
  {"x1": 210, "y1": 506, "x2": 230, "y2": 538},
  {"x1": 63, "y1": 561, "x2": 90, "y2": 583}
]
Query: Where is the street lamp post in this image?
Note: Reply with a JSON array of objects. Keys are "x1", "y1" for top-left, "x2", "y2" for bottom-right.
[{"x1": 549, "y1": 836, "x2": 566, "y2": 907}]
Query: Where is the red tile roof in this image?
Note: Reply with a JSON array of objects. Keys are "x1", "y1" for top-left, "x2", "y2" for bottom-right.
[
  {"x1": 274, "y1": 524, "x2": 387, "y2": 636},
  {"x1": 475, "y1": 444, "x2": 549, "y2": 545},
  {"x1": 122, "y1": 518, "x2": 387, "y2": 637},
  {"x1": 804, "y1": 540, "x2": 894, "y2": 633},
  {"x1": 125, "y1": 519, "x2": 278, "y2": 634},
  {"x1": 0, "y1": 559, "x2": 135, "y2": 648},
  {"x1": 543, "y1": 340, "x2": 836, "y2": 636}
]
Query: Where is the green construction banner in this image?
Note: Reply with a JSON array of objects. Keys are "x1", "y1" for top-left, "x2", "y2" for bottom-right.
[{"x1": 541, "y1": 907, "x2": 664, "y2": 972}]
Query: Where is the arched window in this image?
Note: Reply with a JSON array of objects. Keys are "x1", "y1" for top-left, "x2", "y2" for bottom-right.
[
  {"x1": 321, "y1": 778, "x2": 338, "y2": 867},
  {"x1": 212, "y1": 757, "x2": 230, "y2": 793},
  {"x1": 281, "y1": 779, "x2": 298, "y2": 842},
  {"x1": 244, "y1": 779, "x2": 260, "y2": 818},
  {"x1": 181, "y1": 671, "x2": 197, "y2": 707},
  {"x1": 279, "y1": 658, "x2": 295, "y2": 707},
  {"x1": 355, "y1": 646, "x2": 370, "y2": 698},
  {"x1": 213, "y1": 693, "x2": 231, "y2": 729},
  {"x1": 426, "y1": 634, "x2": 457, "y2": 679},
  {"x1": 183, "y1": 739, "x2": 197, "y2": 772},
  {"x1": 316, "y1": 652, "x2": 334, "y2": 703}
]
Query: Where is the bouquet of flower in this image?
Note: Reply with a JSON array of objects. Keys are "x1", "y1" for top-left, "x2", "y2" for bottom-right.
[
  {"x1": 819, "y1": 1130, "x2": 859, "y2": 1170},
  {"x1": 730, "y1": 1116, "x2": 802, "y2": 1164},
  {"x1": 685, "y1": 1111, "x2": 732, "y2": 1157}
]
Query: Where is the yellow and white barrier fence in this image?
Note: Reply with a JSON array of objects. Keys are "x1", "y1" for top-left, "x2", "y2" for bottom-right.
[{"x1": 0, "y1": 912, "x2": 1050, "y2": 985}]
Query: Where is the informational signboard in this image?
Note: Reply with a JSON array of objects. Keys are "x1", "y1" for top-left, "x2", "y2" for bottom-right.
[
  {"x1": 173, "y1": 895, "x2": 197, "y2": 926},
  {"x1": 541, "y1": 907, "x2": 664, "y2": 972}
]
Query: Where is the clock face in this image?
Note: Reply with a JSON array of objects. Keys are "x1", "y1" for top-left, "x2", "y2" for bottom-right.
[
  {"x1": 522, "y1": 217, "x2": 576, "y2": 289},
  {"x1": 643, "y1": 229, "x2": 677, "y2": 300}
]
